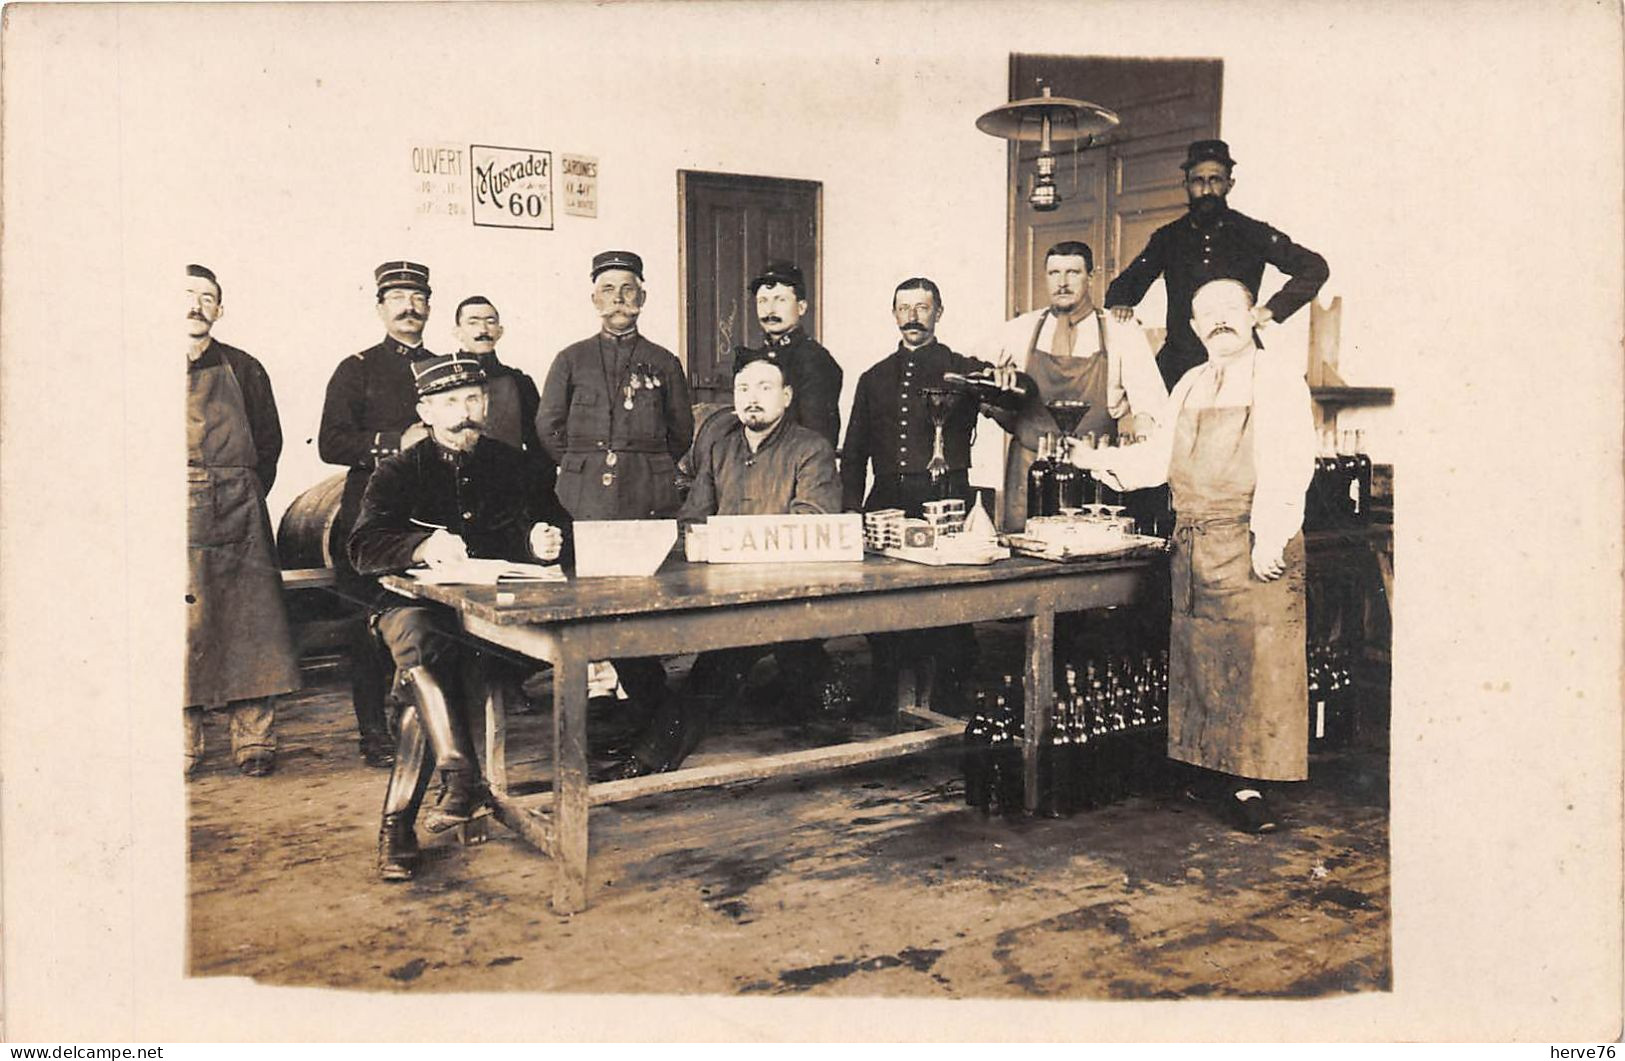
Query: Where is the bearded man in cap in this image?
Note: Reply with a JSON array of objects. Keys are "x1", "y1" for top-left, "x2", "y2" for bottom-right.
[
  {"x1": 348, "y1": 353, "x2": 571, "y2": 881},
  {"x1": 537, "y1": 250, "x2": 693, "y2": 743},
  {"x1": 184, "y1": 264, "x2": 300, "y2": 777},
  {"x1": 318, "y1": 260, "x2": 438, "y2": 768},
  {"x1": 1105, "y1": 139, "x2": 1330, "y2": 390}
]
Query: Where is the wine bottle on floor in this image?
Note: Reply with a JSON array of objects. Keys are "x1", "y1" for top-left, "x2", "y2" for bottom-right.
[{"x1": 961, "y1": 691, "x2": 992, "y2": 810}]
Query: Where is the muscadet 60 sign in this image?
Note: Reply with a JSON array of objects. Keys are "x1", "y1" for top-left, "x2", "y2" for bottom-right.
[{"x1": 470, "y1": 144, "x2": 554, "y2": 230}]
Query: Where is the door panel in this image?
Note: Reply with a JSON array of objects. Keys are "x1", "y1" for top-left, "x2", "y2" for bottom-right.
[{"x1": 681, "y1": 171, "x2": 822, "y2": 405}]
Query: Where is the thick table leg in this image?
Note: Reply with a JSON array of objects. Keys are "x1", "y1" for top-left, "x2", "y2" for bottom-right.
[
  {"x1": 1023, "y1": 608, "x2": 1056, "y2": 814},
  {"x1": 551, "y1": 643, "x2": 590, "y2": 913}
]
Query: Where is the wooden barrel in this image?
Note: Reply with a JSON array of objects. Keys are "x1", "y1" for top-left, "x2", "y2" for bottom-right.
[{"x1": 276, "y1": 472, "x2": 348, "y2": 570}]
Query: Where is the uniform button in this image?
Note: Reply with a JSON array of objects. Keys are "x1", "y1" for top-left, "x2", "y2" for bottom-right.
[
  {"x1": 605, "y1": 452, "x2": 619, "y2": 467},
  {"x1": 462, "y1": 511, "x2": 474, "y2": 520},
  {"x1": 601, "y1": 473, "x2": 615, "y2": 487}
]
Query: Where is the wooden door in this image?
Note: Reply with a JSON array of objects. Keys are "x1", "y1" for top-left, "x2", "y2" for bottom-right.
[
  {"x1": 1007, "y1": 56, "x2": 1222, "y2": 321},
  {"x1": 679, "y1": 171, "x2": 822, "y2": 405}
]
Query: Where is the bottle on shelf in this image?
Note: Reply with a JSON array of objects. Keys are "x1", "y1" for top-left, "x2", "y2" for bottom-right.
[
  {"x1": 1353, "y1": 429, "x2": 1373, "y2": 526},
  {"x1": 1336, "y1": 430, "x2": 1362, "y2": 527}
]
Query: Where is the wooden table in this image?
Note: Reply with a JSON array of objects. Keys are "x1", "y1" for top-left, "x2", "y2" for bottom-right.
[{"x1": 382, "y1": 551, "x2": 1158, "y2": 912}]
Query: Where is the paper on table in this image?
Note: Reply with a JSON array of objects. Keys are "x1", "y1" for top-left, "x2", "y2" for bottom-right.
[{"x1": 407, "y1": 558, "x2": 567, "y2": 585}]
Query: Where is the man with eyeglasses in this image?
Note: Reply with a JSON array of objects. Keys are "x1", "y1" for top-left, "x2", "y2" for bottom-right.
[
  {"x1": 1105, "y1": 139, "x2": 1330, "y2": 390},
  {"x1": 318, "y1": 260, "x2": 439, "y2": 768}
]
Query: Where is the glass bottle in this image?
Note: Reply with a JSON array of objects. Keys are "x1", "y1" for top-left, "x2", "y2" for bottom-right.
[{"x1": 1027, "y1": 433, "x2": 1056, "y2": 521}]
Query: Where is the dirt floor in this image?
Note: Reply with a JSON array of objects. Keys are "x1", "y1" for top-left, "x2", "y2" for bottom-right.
[{"x1": 187, "y1": 631, "x2": 1391, "y2": 998}]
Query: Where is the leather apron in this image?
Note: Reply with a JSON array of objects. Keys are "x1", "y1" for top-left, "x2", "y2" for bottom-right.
[
  {"x1": 1165, "y1": 370, "x2": 1308, "y2": 781},
  {"x1": 1001, "y1": 311, "x2": 1117, "y2": 532},
  {"x1": 186, "y1": 357, "x2": 301, "y2": 707}
]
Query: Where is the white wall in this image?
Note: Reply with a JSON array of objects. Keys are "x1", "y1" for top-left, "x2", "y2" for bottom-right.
[{"x1": 126, "y1": 3, "x2": 1475, "y2": 517}]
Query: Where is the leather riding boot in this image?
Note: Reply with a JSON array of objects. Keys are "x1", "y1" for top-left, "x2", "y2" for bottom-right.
[
  {"x1": 353, "y1": 624, "x2": 395, "y2": 768},
  {"x1": 378, "y1": 704, "x2": 433, "y2": 882},
  {"x1": 401, "y1": 665, "x2": 486, "y2": 831}
]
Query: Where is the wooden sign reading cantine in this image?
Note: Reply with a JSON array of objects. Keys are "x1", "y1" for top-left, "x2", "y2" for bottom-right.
[{"x1": 705, "y1": 513, "x2": 863, "y2": 564}]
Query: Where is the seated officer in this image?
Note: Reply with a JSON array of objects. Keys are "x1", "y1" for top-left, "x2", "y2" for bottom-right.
[
  {"x1": 614, "y1": 354, "x2": 844, "y2": 777},
  {"x1": 348, "y1": 354, "x2": 571, "y2": 882}
]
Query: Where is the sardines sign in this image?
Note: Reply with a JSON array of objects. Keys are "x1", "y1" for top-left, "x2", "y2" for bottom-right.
[
  {"x1": 470, "y1": 144, "x2": 554, "y2": 230},
  {"x1": 706, "y1": 513, "x2": 863, "y2": 564}
]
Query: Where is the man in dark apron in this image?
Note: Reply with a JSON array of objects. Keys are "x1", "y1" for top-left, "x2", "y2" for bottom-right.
[
  {"x1": 979, "y1": 240, "x2": 1168, "y2": 534},
  {"x1": 1070, "y1": 279, "x2": 1315, "y2": 833},
  {"x1": 185, "y1": 264, "x2": 300, "y2": 777},
  {"x1": 536, "y1": 250, "x2": 694, "y2": 752},
  {"x1": 318, "y1": 261, "x2": 438, "y2": 768}
]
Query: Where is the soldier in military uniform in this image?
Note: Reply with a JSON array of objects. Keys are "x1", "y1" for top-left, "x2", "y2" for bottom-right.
[
  {"x1": 452, "y1": 295, "x2": 553, "y2": 490},
  {"x1": 842, "y1": 277, "x2": 1026, "y2": 713},
  {"x1": 743, "y1": 260, "x2": 842, "y2": 448},
  {"x1": 318, "y1": 260, "x2": 438, "y2": 767},
  {"x1": 184, "y1": 264, "x2": 301, "y2": 777},
  {"x1": 348, "y1": 353, "x2": 571, "y2": 880},
  {"x1": 537, "y1": 250, "x2": 692, "y2": 744},
  {"x1": 1105, "y1": 139, "x2": 1330, "y2": 390}
]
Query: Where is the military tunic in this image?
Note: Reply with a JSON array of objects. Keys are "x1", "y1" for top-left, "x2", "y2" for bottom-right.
[
  {"x1": 841, "y1": 340, "x2": 1010, "y2": 516},
  {"x1": 317, "y1": 336, "x2": 437, "y2": 550},
  {"x1": 747, "y1": 328, "x2": 844, "y2": 450},
  {"x1": 537, "y1": 329, "x2": 693, "y2": 520},
  {"x1": 1104, "y1": 205, "x2": 1329, "y2": 389},
  {"x1": 348, "y1": 435, "x2": 573, "y2": 674}
]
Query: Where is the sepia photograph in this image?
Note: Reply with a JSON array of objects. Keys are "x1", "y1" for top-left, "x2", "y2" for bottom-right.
[{"x1": 1, "y1": 0, "x2": 1620, "y2": 1044}]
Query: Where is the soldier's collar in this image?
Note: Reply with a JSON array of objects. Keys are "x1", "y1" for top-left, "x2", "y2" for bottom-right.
[{"x1": 764, "y1": 327, "x2": 802, "y2": 349}]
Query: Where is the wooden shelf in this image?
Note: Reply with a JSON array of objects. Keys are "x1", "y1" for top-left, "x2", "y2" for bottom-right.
[{"x1": 1311, "y1": 386, "x2": 1394, "y2": 407}]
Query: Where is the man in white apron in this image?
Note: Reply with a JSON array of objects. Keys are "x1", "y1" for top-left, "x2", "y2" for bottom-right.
[
  {"x1": 184, "y1": 264, "x2": 301, "y2": 777},
  {"x1": 1069, "y1": 279, "x2": 1315, "y2": 832}
]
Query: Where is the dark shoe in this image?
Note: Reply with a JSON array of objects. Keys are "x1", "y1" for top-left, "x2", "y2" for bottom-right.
[
  {"x1": 422, "y1": 769, "x2": 487, "y2": 833},
  {"x1": 378, "y1": 813, "x2": 420, "y2": 881},
  {"x1": 360, "y1": 733, "x2": 396, "y2": 769},
  {"x1": 239, "y1": 753, "x2": 275, "y2": 777},
  {"x1": 1226, "y1": 788, "x2": 1277, "y2": 834},
  {"x1": 606, "y1": 754, "x2": 657, "y2": 781}
]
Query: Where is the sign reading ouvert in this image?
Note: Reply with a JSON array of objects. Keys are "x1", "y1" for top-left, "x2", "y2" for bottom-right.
[{"x1": 470, "y1": 144, "x2": 554, "y2": 230}]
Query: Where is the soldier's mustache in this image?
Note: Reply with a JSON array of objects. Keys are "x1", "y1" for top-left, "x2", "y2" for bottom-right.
[
  {"x1": 450, "y1": 419, "x2": 484, "y2": 432},
  {"x1": 396, "y1": 311, "x2": 424, "y2": 322}
]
